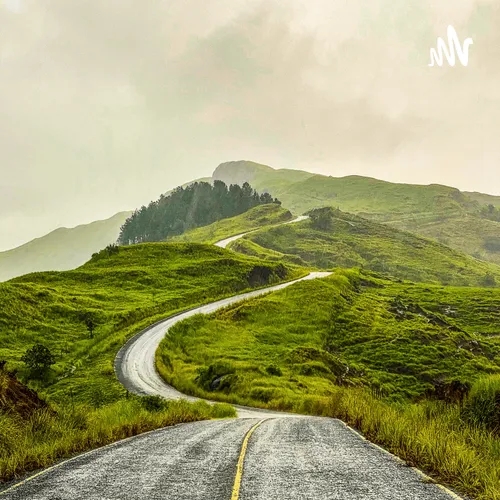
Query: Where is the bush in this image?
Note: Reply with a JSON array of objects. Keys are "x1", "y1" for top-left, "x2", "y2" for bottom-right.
[
  {"x1": 21, "y1": 344, "x2": 55, "y2": 379},
  {"x1": 196, "y1": 363, "x2": 237, "y2": 392},
  {"x1": 265, "y1": 364, "x2": 282, "y2": 376},
  {"x1": 140, "y1": 395, "x2": 168, "y2": 412},
  {"x1": 461, "y1": 375, "x2": 500, "y2": 434}
]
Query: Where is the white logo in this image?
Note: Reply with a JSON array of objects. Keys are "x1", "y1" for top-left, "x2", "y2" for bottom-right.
[{"x1": 429, "y1": 25, "x2": 473, "y2": 67}]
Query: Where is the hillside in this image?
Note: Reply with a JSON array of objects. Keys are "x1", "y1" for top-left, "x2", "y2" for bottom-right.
[
  {"x1": 0, "y1": 242, "x2": 300, "y2": 406},
  {"x1": 0, "y1": 211, "x2": 131, "y2": 282},
  {"x1": 212, "y1": 161, "x2": 500, "y2": 265},
  {"x1": 171, "y1": 204, "x2": 293, "y2": 244},
  {"x1": 229, "y1": 207, "x2": 500, "y2": 287},
  {"x1": 158, "y1": 268, "x2": 500, "y2": 406}
]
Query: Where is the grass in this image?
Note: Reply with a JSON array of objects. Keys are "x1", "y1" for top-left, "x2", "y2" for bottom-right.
[
  {"x1": 0, "y1": 369, "x2": 235, "y2": 483},
  {"x1": 0, "y1": 242, "x2": 302, "y2": 481},
  {"x1": 231, "y1": 208, "x2": 500, "y2": 287},
  {"x1": 157, "y1": 269, "x2": 500, "y2": 404},
  {"x1": 0, "y1": 242, "x2": 301, "y2": 406},
  {"x1": 170, "y1": 203, "x2": 293, "y2": 244},
  {"x1": 157, "y1": 269, "x2": 500, "y2": 499}
]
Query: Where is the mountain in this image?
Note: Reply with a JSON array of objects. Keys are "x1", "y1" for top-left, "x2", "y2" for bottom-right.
[
  {"x1": 0, "y1": 211, "x2": 131, "y2": 282},
  {"x1": 212, "y1": 160, "x2": 500, "y2": 264}
]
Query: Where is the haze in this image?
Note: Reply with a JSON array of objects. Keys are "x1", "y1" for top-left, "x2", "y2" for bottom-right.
[{"x1": 1, "y1": 0, "x2": 499, "y2": 251}]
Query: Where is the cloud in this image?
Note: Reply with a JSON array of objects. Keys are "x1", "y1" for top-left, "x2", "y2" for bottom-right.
[{"x1": 0, "y1": 0, "x2": 499, "y2": 249}]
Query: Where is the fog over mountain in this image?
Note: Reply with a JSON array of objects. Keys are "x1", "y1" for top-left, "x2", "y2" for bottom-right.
[{"x1": 1, "y1": 0, "x2": 499, "y2": 250}]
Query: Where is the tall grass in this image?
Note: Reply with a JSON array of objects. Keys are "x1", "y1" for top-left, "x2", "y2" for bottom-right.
[
  {"x1": 461, "y1": 375, "x2": 500, "y2": 434},
  {"x1": 0, "y1": 397, "x2": 235, "y2": 483},
  {"x1": 326, "y1": 387, "x2": 500, "y2": 500}
]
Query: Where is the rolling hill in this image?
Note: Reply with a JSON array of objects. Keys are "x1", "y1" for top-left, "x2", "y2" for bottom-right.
[
  {"x1": 212, "y1": 160, "x2": 500, "y2": 265},
  {"x1": 229, "y1": 207, "x2": 500, "y2": 287},
  {"x1": 0, "y1": 212, "x2": 131, "y2": 282}
]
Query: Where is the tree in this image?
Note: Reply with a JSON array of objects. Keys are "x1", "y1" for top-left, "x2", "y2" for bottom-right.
[
  {"x1": 481, "y1": 272, "x2": 497, "y2": 288},
  {"x1": 79, "y1": 311, "x2": 97, "y2": 339},
  {"x1": 309, "y1": 207, "x2": 335, "y2": 231},
  {"x1": 21, "y1": 344, "x2": 55, "y2": 379},
  {"x1": 117, "y1": 180, "x2": 281, "y2": 245}
]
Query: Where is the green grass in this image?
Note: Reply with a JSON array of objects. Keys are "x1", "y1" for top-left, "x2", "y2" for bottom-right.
[
  {"x1": 231, "y1": 209, "x2": 500, "y2": 287},
  {"x1": 213, "y1": 160, "x2": 500, "y2": 265},
  {"x1": 157, "y1": 269, "x2": 500, "y2": 405},
  {"x1": 0, "y1": 369, "x2": 235, "y2": 482},
  {"x1": 170, "y1": 203, "x2": 293, "y2": 244},
  {"x1": 0, "y1": 242, "x2": 301, "y2": 406},
  {"x1": 156, "y1": 268, "x2": 500, "y2": 498},
  {"x1": 0, "y1": 242, "x2": 303, "y2": 481}
]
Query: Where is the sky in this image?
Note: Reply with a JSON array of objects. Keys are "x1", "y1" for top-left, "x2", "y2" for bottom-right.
[{"x1": 1, "y1": 0, "x2": 499, "y2": 251}]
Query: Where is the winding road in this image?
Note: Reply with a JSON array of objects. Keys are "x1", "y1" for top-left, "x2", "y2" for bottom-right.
[{"x1": 0, "y1": 217, "x2": 466, "y2": 500}]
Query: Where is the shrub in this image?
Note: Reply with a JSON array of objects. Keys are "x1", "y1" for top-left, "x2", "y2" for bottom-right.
[
  {"x1": 21, "y1": 344, "x2": 55, "y2": 379},
  {"x1": 196, "y1": 363, "x2": 237, "y2": 392},
  {"x1": 265, "y1": 364, "x2": 282, "y2": 376},
  {"x1": 140, "y1": 395, "x2": 168, "y2": 412},
  {"x1": 461, "y1": 375, "x2": 500, "y2": 434}
]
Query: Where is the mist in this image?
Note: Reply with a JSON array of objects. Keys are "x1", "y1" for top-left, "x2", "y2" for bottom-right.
[{"x1": 1, "y1": 0, "x2": 499, "y2": 250}]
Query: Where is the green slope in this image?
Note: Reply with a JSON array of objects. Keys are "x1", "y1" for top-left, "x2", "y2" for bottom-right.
[
  {"x1": 0, "y1": 242, "x2": 300, "y2": 406},
  {"x1": 170, "y1": 204, "x2": 293, "y2": 244},
  {"x1": 0, "y1": 211, "x2": 132, "y2": 282},
  {"x1": 0, "y1": 242, "x2": 302, "y2": 481},
  {"x1": 212, "y1": 160, "x2": 500, "y2": 265},
  {"x1": 158, "y1": 269, "x2": 500, "y2": 406},
  {"x1": 231, "y1": 207, "x2": 500, "y2": 287}
]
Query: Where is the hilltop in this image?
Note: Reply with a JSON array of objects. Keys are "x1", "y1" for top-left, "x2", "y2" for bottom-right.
[
  {"x1": 213, "y1": 160, "x2": 500, "y2": 264},
  {"x1": 0, "y1": 211, "x2": 131, "y2": 282}
]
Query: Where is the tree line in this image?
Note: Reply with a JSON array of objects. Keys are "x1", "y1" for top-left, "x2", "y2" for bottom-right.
[{"x1": 118, "y1": 180, "x2": 280, "y2": 245}]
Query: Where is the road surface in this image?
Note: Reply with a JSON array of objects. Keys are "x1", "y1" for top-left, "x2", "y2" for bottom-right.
[
  {"x1": 0, "y1": 418, "x2": 462, "y2": 499},
  {"x1": 214, "y1": 215, "x2": 308, "y2": 249}
]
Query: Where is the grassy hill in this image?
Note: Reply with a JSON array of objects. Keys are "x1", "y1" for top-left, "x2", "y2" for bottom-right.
[
  {"x1": 212, "y1": 160, "x2": 500, "y2": 265},
  {"x1": 0, "y1": 242, "x2": 300, "y2": 480},
  {"x1": 0, "y1": 211, "x2": 132, "y2": 282},
  {"x1": 171, "y1": 204, "x2": 294, "y2": 244},
  {"x1": 157, "y1": 269, "x2": 500, "y2": 499},
  {"x1": 158, "y1": 269, "x2": 500, "y2": 405},
  {"x1": 229, "y1": 207, "x2": 500, "y2": 287}
]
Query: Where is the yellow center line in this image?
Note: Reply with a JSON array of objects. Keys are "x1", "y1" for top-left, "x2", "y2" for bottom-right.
[{"x1": 231, "y1": 419, "x2": 268, "y2": 500}]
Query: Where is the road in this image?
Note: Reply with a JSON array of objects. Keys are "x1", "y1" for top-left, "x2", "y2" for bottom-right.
[
  {"x1": 1, "y1": 418, "x2": 462, "y2": 499},
  {"x1": 0, "y1": 219, "x2": 465, "y2": 499},
  {"x1": 114, "y1": 269, "x2": 332, "y2": 418},
  {"x1": 214, "y1": 215, "x2": 308, "y2": 249}
]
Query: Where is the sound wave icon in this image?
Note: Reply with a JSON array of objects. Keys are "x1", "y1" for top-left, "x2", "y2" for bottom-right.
[{"x1": 429, "y1": 25, "x2": 473, "y2": 67}]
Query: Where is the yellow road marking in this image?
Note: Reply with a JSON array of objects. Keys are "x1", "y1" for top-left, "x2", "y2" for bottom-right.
[{"x1": 231, "y1": 419, "x2": 268, "y2": 500}]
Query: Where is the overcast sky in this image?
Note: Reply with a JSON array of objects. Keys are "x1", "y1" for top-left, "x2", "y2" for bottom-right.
[{"x1": 1, "y1": 0, "x2": 499, "y2": 250}]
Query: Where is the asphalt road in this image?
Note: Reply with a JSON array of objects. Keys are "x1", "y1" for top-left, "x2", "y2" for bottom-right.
[{"x1": 0, "y1": 418, "x2": 461, "y2": 499}]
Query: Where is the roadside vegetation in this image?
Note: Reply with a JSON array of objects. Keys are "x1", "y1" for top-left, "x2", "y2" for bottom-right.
[
  {"x1": 157, "y1": 270, "x2": 500, "y2": 499},
  {"x1": 0, "y1": 242, "x2": 301, "y2": 482},
  {"x1": 0, "y1": 369, "x2": 234, "y2": 483},
  {"x1": 232, "y1": 207, "x2": 500, "y2": 287}
]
